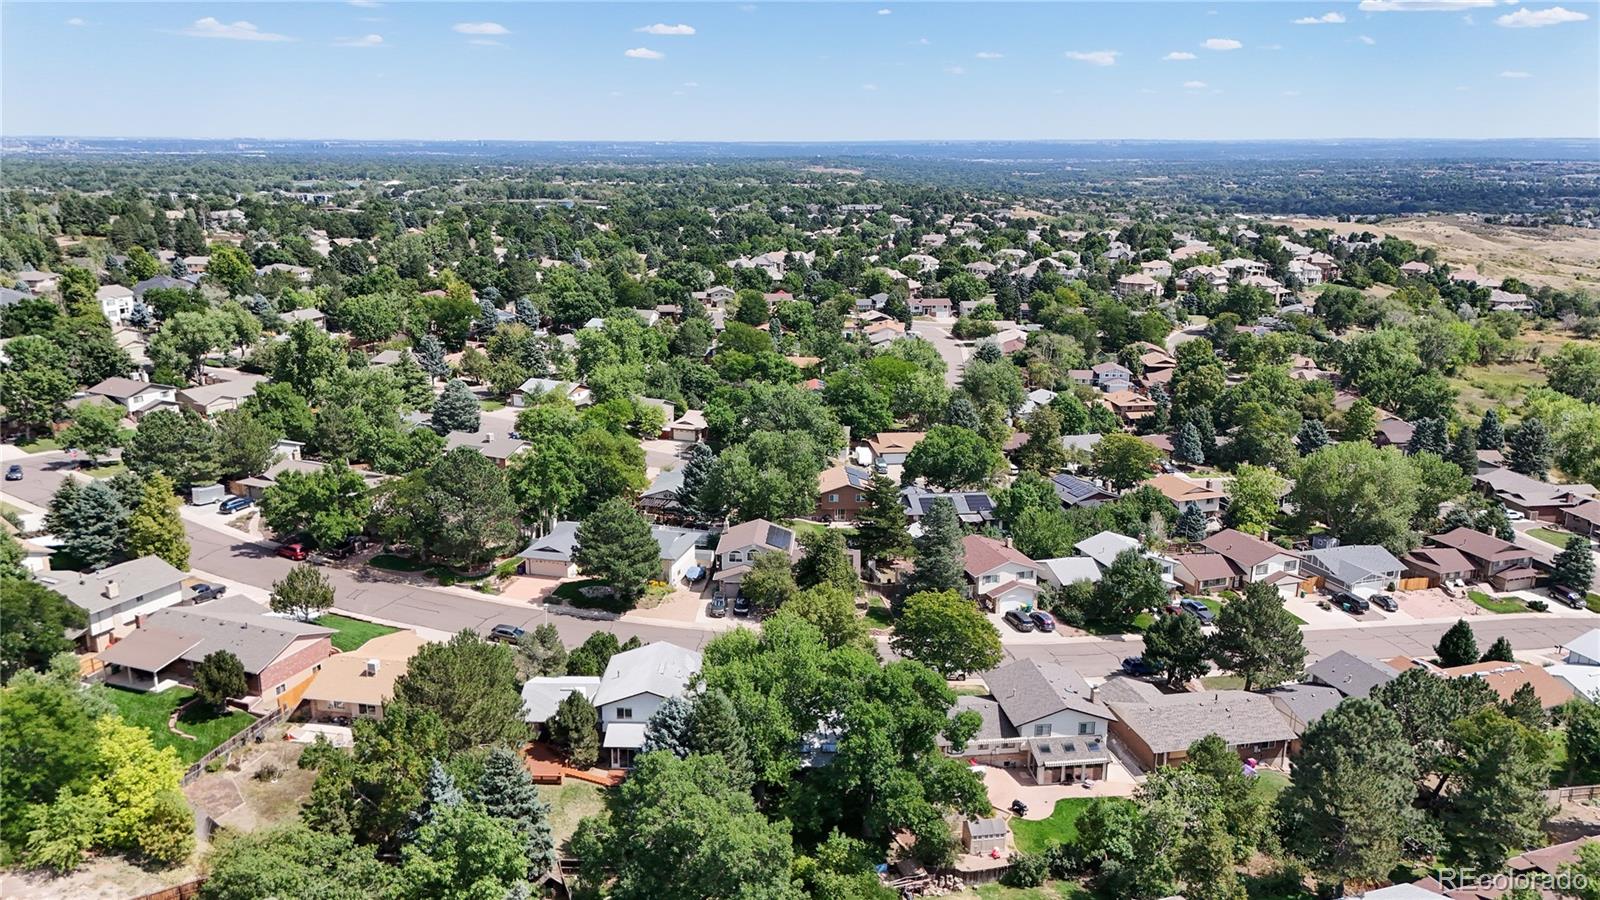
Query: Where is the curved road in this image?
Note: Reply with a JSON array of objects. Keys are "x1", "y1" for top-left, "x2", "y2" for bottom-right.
[{"x1": 6, "y1": 450, "x2": 1597, "y2": 677}]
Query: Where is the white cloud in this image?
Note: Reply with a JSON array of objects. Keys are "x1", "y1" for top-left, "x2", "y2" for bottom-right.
[
  {"x1": 862, "y1": 83, "x2": 879, "y2": 91},
  {"x1": 1359, "y1": 34, "x2": 1378, "y2": 44},
  {"x1": 1496, "y1": 6, "x2": 1589, "y2": 27},
  {"x1": 1294, "y1": 11, "x2": 1347, "y2": 24},
  {"x1": 1500, "y1": 69, "x2": 1533, "y2": 77},
  {"x1": 1282, "y1": 89, "x2": 1303, "y2": 96},
  {"x1": 624, "y1": 47, "x2": 665, "y2": 60},
  {"x1": 914, "y1": 37, "x2": 930, "y2": 45},
  {"x1": 1163, "y1": 51, "x2": 1197, "y2": 60},
  {"x1": 944, "y1": 65, "x2": 966, "y2": 75},
  {"x1": 65, "y1": 16, "x2": 85, "y2": 26},
  {"x1": 1183, "y1": 80, "x2": 1208, "y2": 89},
  {"x1": 1358, "y1": 0, "x2": 1495, "y2": 10},
  {"x1": 975, "y1": 51, "x2": 1004, "y2": 59},
  {"x1": 452, "y1": 22, "x2": 509, "y2": 35},
  {"x1": 682, "y1": 81, "x2": 699, "y2": 88},
  {"x1": 877, "y1": 8, "x2": 892, "y2": 14},
  {"x1": 1064, "y1": 49, "x2": 1119, "y2": 66},
  {"x1": 180, "y1": 17, "x2": 292, "y2": 41},
  {"x1": 636, "y1": 23, "x2": 696, "y2": 35},
  {"x1": 334, "y1": 33, "x2": 383, "y2": 48},
  {"x1": 1202, "y1": 37, "x2": 1243, "y2": 50},
  {"x1": 349, "y1": 0, "x2": 381, "y2": 7}
]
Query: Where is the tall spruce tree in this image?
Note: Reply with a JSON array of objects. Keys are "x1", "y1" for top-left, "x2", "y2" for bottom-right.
[
  {"x1": 639, "y1": 695, "x2": 695, "y2": 758},
  {"x1": 431, "y1": 379, "x2": 481, "y2": 435},
  {"x1": 854, "y1": 473, "x2": 913, "y2": 565},
  {"x1": 475, "y1": 746, "x2": 556, "y2": 879},
  {"x1": 1295, "y1": 419, "x2": 1331, "y2": 456},
  {"x1": 1174, "y1": 419, "x2": 1206, "y2": 465},
  {"x1": 1554, "y1": 535, "x2": 1596, "y2": 594},
  {"x1": 687, "y1": 689, "x2": 753, "y2": 791},
  {"x1": 1175, "y1": 503, "x2": 1208, "y2": 543},
  {"x1": 1478, "y1": 408, "x2": 1505, "y2": 450},
  {"x1": 1407, "y1": 417, "x2": 1449, "y2": 456},
  {"x1": 1435, "y1": 618, "x2": 1480, "y2": 667},
  {"x1": 1209, "y1": 581, "x2": 1306, "y2": 690},
  {"x1": 904, "y1": 497, "x2": 964, "y2": 600},
  {"x1": 1506, "y1": 417, "x2": 1551, "y2": 478}
]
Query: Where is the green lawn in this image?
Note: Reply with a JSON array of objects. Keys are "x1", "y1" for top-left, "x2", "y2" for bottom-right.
[
  {"x1": 1251, "y1": 770, "x2": 1291, "y2": 800},
  {"x1": 83, "y1": 462, "x2": 127, "y2": 478},
  {"x1": 1469, "y1": 590, "x2": 1529, "y2": 614},
  {"x1": 480, "y1": 399, "x2": 506, "y2": 412},
  {"x1": 552, "y1": 578, "x2": 634, "y2": 614},
  {"x1": 539, "y1": 780, "x2": 606, "y2": 851},
  {"x1": 313, "y1": 614, "x2": 400, "y2": 653},
  {"x1": 370, "y1": 553, "x2": 435, "y2": 573},
  {"x1": 15, "y1": 436, "x2": 61, "y2": 453},
  {"x1": 1010, "y1": 798, "x2": 1131, "y2": 854},
  {"x1": 1528, "y1": 526, "x2": 1577, "y2": 548},
  {"x1": 1201, "y1": 674, "x2": 1248, "y2": 691},
  {"x1": 968, "y1": 883, "x2": 1089, "y2": 900},
  {"x1": 105, "y1": 686, "x2": 255, "y2": 765}
]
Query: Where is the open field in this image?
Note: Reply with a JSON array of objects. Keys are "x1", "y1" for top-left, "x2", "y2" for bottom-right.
[{"x1": 1280, "y1": 214, "x2": 1600, "y2": 293}]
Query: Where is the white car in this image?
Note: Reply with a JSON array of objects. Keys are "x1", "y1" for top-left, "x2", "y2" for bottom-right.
[{"x1": 1506, "y1": 509, "x2": 1527, "y2": 521}]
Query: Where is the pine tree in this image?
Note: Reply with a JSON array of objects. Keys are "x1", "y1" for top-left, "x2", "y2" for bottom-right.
[
  {"x1": 1209, "y1": 580, "x2": 1306, "y2": 690},
  {"x1": 1477, "y1": 502, "x2": 1515, "y2": 541},
  {"x1": 1554, "y1": 535, "x2": 1596, "y2": 594},
  {"x1": 1175, "y1": 503, "x2": 1208, "y2": 543},
  {"x1": 548, "y1": 691, "x2": 600, "y2": 769},
  {"x1": 688, "y1": 689, "x2": 752, "y2": 791},
  {"x1": 573, "y1": 499, "x2": 661, "y2": 606},
  {"x1": 126, "y1": 473, "x2": 189, "y2": 569},
  {"x1": 904, "y1": 498, "x2": 964, "y2": 600},
  {"x1": 1435, "y1": 618, "x2": 1480, "y2": 667},
  {"x1": 416, "y1": 334, "x2": 449, "y2": 380},
  {"x1": 1481, "y1": 635, "x2": 1515, "y2": 663},
  {"x1": 53, "y1": 480, "x2": 128, "y2": 570},
  {"x1": 944, "y1": 395, "x2": 981, "y2": 430},
  {"x1": 1506, "y1": 417, "x2": 1551, "y2": 478},
  {"x1": 514, "y1": 296, "x2": 540, "y2": 329},
  {"x1": 1478, "y1": 409, "x2": 1504, "y2": 450},
  {"x1": 854, "y1": 473, "x2": 913, "y2": 565},
  {"x1": 515, "y1": 623, "x2": 568, "y2": 678},
  {"x1": 1295, "y1": 419, "x2": 1331, "y2": 456},
  {"x1": 1450, "y1": 424, "x2": 1480, "y2": 475},
  {"x1": 1502, "y1": 682, "x2": 1546, "y2": 731},
  {"x1": 475, "y1": 746, "x2": 556, "y2": 879},
  {"x1": 639, "y1": 695, "x2": 695, "y2": 758},
  {"x1": 408, "y1": 759, "x2": 464, "y2": 839},
  {"x1": 677, "y1": 443, "x2": 720, "y2": 523},
  {"x1": 431, "y1": 379, "x2": 481, "y2": 435},
  {"x1": 1407, "y1": 417, "x2": 1449, "y2": 456},
  {"x1": 1174, "y1": 419, "x2": 1206, "y2": 465}
]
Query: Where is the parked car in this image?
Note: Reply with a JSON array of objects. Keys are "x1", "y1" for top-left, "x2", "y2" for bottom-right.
[
  {"x1": 488, "y1": 624, "x2": 526, "y2": 643},
  {"x1": 276, "y1": 542, "x2": 309, "y2": 561},
  {"x1": 1178, "y1": 598, "x2": 1216, "y2": 625},
  {"x1": 218, "y1": 494, "x2": 254, "y2": 513},
  {"x1": 1370, "y1": 593, "x2": 1398, "y2": 612},
  {"x1": 323, "y1": 535, "x2": 373, "y2": 560},
  {"x1": 1121, "y1": 656, "x2": 1158, "y2": 677},
  {"x1": 732, "y1": 596, "x2": 752, "y2": 617},
  {"x1": 1551, "y1": 584, "x2": 1587, "y2": 609},
  {"x1": 873, "y1": 459, "x2": 889, "y2": 475},
  {"x1": 1002, "y1": 609, "x2": 1036, "y2": 632},
  {"x1": 708, "y1": 596, "x2": 729, "y2": 618},
  {"x1": 187, "y1": 582, "x2": 226, "y2": 602},
  {"x1": 1506, "y1": 509, "x2": 1527, "y2": 521},
  {"x1": 1332, "y1": 591, "x2": 1370, "y2": 614},
  {"x1": 1028, "y1": 610, "x2": 1057, "y2": 632},
  {"x1": 4, "y1": 464, "x2": 21, "y2": 481}
]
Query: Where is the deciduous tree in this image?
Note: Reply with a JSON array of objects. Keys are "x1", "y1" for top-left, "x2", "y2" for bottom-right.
[{"x1": 890, "y1": 590, "x2": 1002, "y2": 678}]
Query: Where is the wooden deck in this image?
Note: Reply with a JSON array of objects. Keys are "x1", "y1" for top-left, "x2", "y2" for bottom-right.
[{"x1": 522, "y1": 742, "x2": 625, "y2": 787}]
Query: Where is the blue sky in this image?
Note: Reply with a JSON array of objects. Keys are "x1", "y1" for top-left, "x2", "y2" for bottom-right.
[{"x1": 4, "y1": 2, "x2": 1597, "y2": 141}]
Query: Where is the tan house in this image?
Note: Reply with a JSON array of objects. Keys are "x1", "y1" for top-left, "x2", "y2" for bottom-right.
[
  {"x1": 1101, "y1": 390, "x2": 1157, "y2": 425},
  {"x1": 866, "y1": 431, "x2": 927, "y2": 466},
  {"x1": 1144, "y1": 474, "x2": 1225, "y2": 520},
  {"x1": 298, "y1": 630, "x2": 430, "y2": 723},
  {"x1": 1107, "y1": 691, "x2": 1296, "y2": 772},
  {"x1": 816, "y1": 464, "x2": 873, "y2": 523}
]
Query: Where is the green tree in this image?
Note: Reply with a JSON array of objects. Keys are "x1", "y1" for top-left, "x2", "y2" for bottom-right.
[
  {"x1": 127, "y1": 472, "x2": 189, "y2": 569},
  {"x1": 214, "y1": 407, "x2": 281, "y2": 481},
  {"x1": 200, "y1": 823, "x2": 394, "y2": 900},
  {"x1": 1174, "y1": 419, "x2": 1207, "y2": 465},
  {"x1": 687, "y1": 688, "x2": 754, "y2": 791},
  {"x1": 573, "y1": 498, "x2": 661, "y2": 606},
  {"x1": 786, "y1": 585, "x2": 870, "y2": 650},
  {"x1": 1091, "y1": 548, "x2": 1167, "y2": 631},
  {"x1": 1210, "y1": 581, "x2": 1306, "y2": 690},
  {"x1": 430, "y1": 378, "x2": 480, "y2": 435},
  {"x1": 1506, "y1": 416, "x2": 1552, "y2": 478},
  {"x1": 205, "y1": 244, "x2": 256, "y2": 296},
  {"x1": 269, "y1": 564, "x2": 335, "y2": 621},
  {"x1": 795, "y1": 529, "x2": 858, "y2": 594},
  {"x1": 1502, "y1": 681, "x2": 1546, "y2": 730},
  {"x1": 506, "y1": 434, "x2": 582, "y2": 529},
  {"x1": 0, "y1": 580, "x2": 85, "y2": 679},
  {"x1": 0, "y1": 335, "x2": 75, "y2": 436},
  {"x1": 854, "y1": 473, "x2": 913, "y2": 565},
  {"x1": 1291, "y1": 441, "x2": 1420, "y2": 552},
  {"x1": 58, "y1": 401, "x2": 123, "y2": 463},
  {"x1": 1478, "y1": 408, "x2": 1505, "y2": 449},
  {"x1": 890, "y1": 590, "x2": 1003, "y2": 678},
  {"x1": 548, "y1": 690, "x2": 600, "y2": 769},
  {"x1": 1175, "y1": 503, "x2": 1208, "y2": 543},
  {"x1": 711, "y1": 430, "x2": 827, "y2": 522},
  {"x1": 398, "y1": 803, "x2": 529, "y2": 900},
  {"x1": 1141, "y1": 610, "x2": 1210, "y2": 688},
  {"x1": 741, "y1": 550, "x2": 799, "y2": 613},
  {"x1": 194, "y1": 650, "x2": 247, "y2": 712},
  {"x1": 404, "y1": 447, "x2": 522, "y2": 568},
  {"x1": 394, "y1": 630, "x2": 526, "y2": 753},
  {"x1": 1222, "y1": 464, "x2": 1285, "y2": 536},
  {"x1": 1481, "y1": 634, "x2": 1516, "y2": 663},
  {"x1": 1339, "y1": 397, "x2": 1377, "y2": 443},
  {"x1": 259, "y1": 459, "x2": 372, "y2": 548},
  {"x1": 1278, "y1": 698, "x2": 1418, "y2": 889},
  {"x1": 49, "y1": 479, "x2": 127, "y2": 570},
  {"x1": 1435, "y1": 618, "x2": 1479, "y2": 667},
  {"x1": 1553, "y1": 534, "x2": 1596, "y2": 594},
  {"x1": 1091, "y1": 431, "x2": 1160, "y2": 490},
  {"x1": 1439, "y1": 707, "x2": 1553, "y2": 870},
  {"x1": 473, "y1": 746, "x2": 556, "y2": 879},
  {"x1": 124, "y1": 408, "x2": 221, "y2": 487},
  {"x1": 515, "y1": 623, "x2": 568, "y2": 678},
  {"x1": 640, "y1": 695, "x2": 696, "y2": 758},
  {"x1": 902, "y1": 424, "x2": 1003, "y2": 490},
  {"x1": 89, "y1": 716, "x2": 193, "y2": 865},
  {"x1": 904, "y1": 498, "x2": 964, "y2": 597}
]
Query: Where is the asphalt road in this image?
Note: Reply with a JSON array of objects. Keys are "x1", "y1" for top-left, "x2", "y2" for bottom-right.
[{"x1": 7, "y1": 450, "x2": 1599, "y2": 677}]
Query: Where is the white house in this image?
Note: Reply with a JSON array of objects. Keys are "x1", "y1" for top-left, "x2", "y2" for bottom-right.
[
  {"x1": 593, "y1": 642, "x2": 702, "y2": 768},
  {"x1": 85, "y1": 376, "x2": 178, "y2": 417},
  {"x1": 511, "y1": 378, "x2": 593, "y2": 409},
  {"x1": 517, "y1": 521, "x2": 580, "y2": 578},
  {"x1": 948, "y1": 660, "x2": 1117, "y2": 784},
  {"x1": 652, "y1": 525, "x2": 705, "y2": 585},
  {"x1": 963, "y1": 534, "x2": 1040, "y2": 614},
  {"x1": 1300, "y1": 545, "x2": 1404, "y2": 595},
  {"x1": 712, "y1": 519, "x2": 796, "y2": 598},
  {"x1": 44, "y1": 555, "x2": 187, "y2": 651},
  {"x1": 95, "y1": 284, "x2": 135, "y2": 324}
]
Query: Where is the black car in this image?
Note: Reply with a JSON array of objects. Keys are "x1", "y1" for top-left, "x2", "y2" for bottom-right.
[
  {"x1": 708, "y1": 596, "x2": 729, "y2": 618},
  {"x1": 1370, "y1": 593, "x2": 1398, "y2": 612},
  {"x1": 1332, "y1": 591, "x2": 1370, "y2": 614},
  {"x1": 1009, "y1": 799, "x2": 1029, "y2": 816},
  {"x1": 323, "y1": 535, "x2": 372, "y2": 560},
  {"x1": 187, "y1": 582, "x2": 226, "y2": 602},
  {"x1": 1121, "y1": 656, "x2": 1158, "y2": 677},
  {"x1": 4, "y1": 464, "x2": 21, "y2": 481},
  {"x1": 1178, "y1": 598, "x2": 1216, "y2": 625},
  {"x1": 732, "y1": 596, "x2": 752, "y2": 617},
  {"x1": 1002, "y1": 610, "x2": 1036, "y2": 632},
  {"x1": 1551, "y1": 584, "x2": 1587, "y2": 609},
  {"x1": 488, "y1": 624, "x2": 526, "y2": 643},
  {"x1": 218, "y1": 494, "x2": 253, "y2": 513},
  {"x1": 1028, "y1": 610, "x2": 1057, "y2": 632}
]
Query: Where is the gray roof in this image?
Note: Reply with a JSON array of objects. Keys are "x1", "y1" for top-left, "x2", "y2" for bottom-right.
[
  {"x1": 518, "y1": 521, "x2": 580, "y2": 562},
  {"x1": 1260, "y1": 683, "x2": 1343, "y2": 733},
  {"x1": 132, "y1": 275, "x2": 189, "y2": 297},
  {"x1": 966, "y1": 817, "x2": 1009, "y2": 839},
  {"x1": 142, "y1": 598, "x2": 333, "y2": 674},
  {"x1": 1306, "y1": 650, "x2": 1400, "y2": 699},
  {"x1": 1092, "y1": 676, "x2": 1164, "y2": 704},
  {"x1": 1074, "y1": 531, "x2": 1141, "y2": 570},
  {"x1": 982, "y1": 659, "x2": 1113, "y2": 727},
  {"x1": 953, "y1": 695, "x2": 1013, "y2": 741},
  {"x1": 1051, "y1": 473, "x2": 1115, "y2": 506},
  {"x1": 89, "y1": 376, "x2": 174, "y2": 400},
  {"x1": 900, "y1": 488, "x2": 996, "y2": 523},
  {"x1": 520, "y1": 676, "x2": 600, "y2": 723},
  {"x1": 1060, "y1": 433, "x2": 1103, "y2": 453},
  {"x1": 444, "y1": 430, "x2": 528, "y2": 461},
  {"x1": 1106, "y1": 691, "x2": 1296, "y2": 754},
  {"x1": 642, "y1": 466, "x2": 685, "y2": 499},
  {"x1": 652, "y1": 525, "x2": 705, "y2": 562},
  {"x1": 1036, "y1": 557, "x2": 1103, "y2": 587},
  {"x1": 0, "y1": 287, "x2": 29, "y2": 307},
  {"x1": 47, "y1": 555, "x2": 187, "y2": 615},
  {"x1": 1302, "y1": 544, "x2": 1404, "y2": 586},
  {"x1": 591, "y1": 642, "x2": 702, "y2": 708}
]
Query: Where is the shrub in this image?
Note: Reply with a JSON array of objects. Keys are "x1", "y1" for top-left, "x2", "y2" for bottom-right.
[
  {"x1": 1527, "y1": 599, "x2": 1549, "y2": 612},
  {"x1": 1003, "y1": 851, "x2": 1049, "y2": 887},
  {"x1": 254, "y1": 762, "x2": 281, "y2": 782}
]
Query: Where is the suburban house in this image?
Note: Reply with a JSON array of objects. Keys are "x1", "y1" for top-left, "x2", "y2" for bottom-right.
[
  {"x1": 511, "y1": 378, "x2": 593, "y2": 408},
  {"x1": 1438, "y1": 660, "x2": 1575, "y2": 710},
  {"x1": 1172, "y1": 552, "x2": 1241, "y2": 594},
  {"x1": 712, "y1": 519, "x2": 797, "y2": 598},
  {"x1": 1299, "y1": 545, "x2": 1405, "y2": 594},
  {"x1": 85, "y1": 377, "x2": 178, "y2": 417},
  {"x1": 1075, "y1": 531, "x2": 1180, "y2": 591},
  {"x1": 1114, "y1": 273, "x2": 1160, "y2": 298},
  {"x1": 521, "y1": 676, "x2": 601, "y2": 736},
  {"x1": 229, "y1": 457, "x2": 387, "y2": 502},
  {"x1": 866, "y1": 431, "x2": 926, "y2": 466},
  {"x1": 816, "y1": 464, "x2": 872, "y2": 522},
  {"x1": 593, "y1": 642, "x2": 702, "y2": 769},
  {"x1": 1036, "y1": 557, "x2": 1103, "y2": 588},
  {"x1": 1261, "y1": 683, "x2": 1343, "y2": 742},
  {"x1": 1372, "y1": 419, "x2": 1415, "y2": 450},
  {"x1": 1107, "y1": 691, "x2": 1297, "y2": 772},
  {"x1": 1144, "y1": 474, "x2": 1225, "y2": 520},
  {"x1": 1398, "y1": 546, "x2": 1476, "y2": 588},
  {"x1": 1421, "y1": 527, "x2": 1539, "y2": 592},
  {"x1": 95, "y1": 284, "x2": 135, "y2": 324},
  {"x1": 1050, "y1": 473, "x2": 1117, "y2": 509},
  {"x1": 1101, "y1": 390, "x2": 1157, "y2": 425},
  {"x1": 1089, "y1": 361, "x2": 1133, "y2": 391},
  {"x1": 664, "y1": 409, "x2": 708, "y2": 443},
  {"x1": 45, "y1": 555, "x2": 187, "y2": 651},
  {"x1": 277, "y1": 307, "x2": 326, "y2": 329},
  {"x1": 1548, "y1": 629, "x2": 1600, "y2": 697},
  {"x1": 443, "y1": 430, "x2": 529, "y2": 466},
  {"x1": 1307, "y1": 650, "x2": 1401, "y2": 699},
  {"x1": 1473, "y1": 468, "x2": 1598, "y2": 523},
  {"x1": 946, "y1": 660, "x2": 1116, "y2": 784},
  {"x1": 518, "y1": 521, "x2": 581, "y2": 578},
  {"x1": 962, "y1": 535, "x2": 1040, "y2": 614},
  {"x1": 96, "y1": 597, "x2": 336, "y2": 711},
  {"x1": 1563, "y1": 499, "x2": 1600, "y2": 539},
  {"x1": 1197, "y1": 529, "x2": 1303, "y2": 593},
  {"x1": 901, "y1": 488, "x2": 997, "y2": 526},
  {"x1": 15, "y1": 269, "x2": 59, "y2": 293},
  {"x1": 639, "y1": 467, "x2": 686, "y2": 518},
  {"x1": 297, "y1": 630, "x2": 430, "y2": 723},
  {"x1": 651, "y1": 525, "x2": 706, "y2": 585},
  {"x1": 177, "y1": 372, "x2": 267, "y2": 417}
]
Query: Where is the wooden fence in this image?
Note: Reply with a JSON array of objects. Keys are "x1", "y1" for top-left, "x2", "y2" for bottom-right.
[
  {"x1": 1547, "y1": 783, "x2": 1600, "y2": 804},
  {"x1": 128, "y1": 879, "x2": 205, "y2": 900},
  {"x1": 180, "y1": 706, "x2": 285, "y2": 785}
]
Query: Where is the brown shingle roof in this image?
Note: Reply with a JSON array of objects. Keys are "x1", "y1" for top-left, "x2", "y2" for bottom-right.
[
  {"x1": 962, "y1": 534, "x2": 1034, "y2": 578},
  {"x1": 1200, "y1": 528, "x2": 1298, "y2": 569}
]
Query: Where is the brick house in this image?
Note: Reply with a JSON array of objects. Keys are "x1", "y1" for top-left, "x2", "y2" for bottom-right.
[{"x1": 816, "y1": 464, "x2": 873, "y2": 522}]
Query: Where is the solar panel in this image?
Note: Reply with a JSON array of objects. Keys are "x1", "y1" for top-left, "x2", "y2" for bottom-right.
[
  {"x1": 967, "y1": 495, "x2": 994, "y2": 513},
  {"x1": 766, "y1": 525, "x2": 793, "y2": 550}
]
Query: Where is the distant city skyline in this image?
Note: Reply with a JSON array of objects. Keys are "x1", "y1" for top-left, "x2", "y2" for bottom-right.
[{"x1": 4, "y1": 2, "x2": 1597, "y2": 142}]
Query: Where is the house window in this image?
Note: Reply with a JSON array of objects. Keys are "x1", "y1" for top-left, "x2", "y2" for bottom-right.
[
  {"x1": 358, "y1": 704, "x2": 376, "y2": 716},
  {"x1": 1253, "y1": 564, "x2": 1268, "y2": 575},
  {"x1": 274, "y1": 683, "x2": 286, "y2": 696},
  {"x1": 616, "y1": 708, "x2": 633, "y2": 720},
  {"x1": 330, "y1": 700, "x2": 345, "y2": 709},
  {"x1": 1284, "y1": 561, "x2": 1298, "y2": 572},
  {"x1": 727, "y1": 552, "x2": 740, "y2": 563},
  {"x1": 828, "y1": 493, "x2": 839, "y2": 503},
  {"x1": 1078, "y1": 722, "x2": 1096, "y2": 735},
  {"x1": 1032, "y1": 724, "x2": 1052, "y2": 737}
]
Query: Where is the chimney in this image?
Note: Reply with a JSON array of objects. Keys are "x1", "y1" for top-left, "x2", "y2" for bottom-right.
[
  {"x1": 482, "y1": 432, "x2": 494, "y2": 443},
  {"x1": 102, "y1": 579, "x2": 119, "y2": 600},
  {"x1": 365, "y1": 659, "x2": 380, "y2": 676}
]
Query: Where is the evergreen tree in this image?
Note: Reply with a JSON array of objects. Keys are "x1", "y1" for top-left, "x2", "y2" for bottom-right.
[
  {"x1": 854, "y1": 474, "x2": 913, "y2": 565},
  {"x1": 1175, "y1": 504, "x2": 1208, "y2": 543},
  {"x1": 1478, "y1": 408, "x2": 1505, "y2": 450},
  {"x1": 1141, "y1": 610, "x2": 1210, "y2": 688},
  {"x1": 515, "y1": 623, "x2": 567, "y2": 678},
  {"x1": 904, "y1": 498, "x2": 964, "y2": 601},
  {"x1": 1174, "y1": 419, "x2": 1206, "y2": 465},
  {"x1": 1209, "y1": 581, "x2": 1306, "y2": 690},
  {"x1": 1477, "y1": 502, "x2": 1515, "y2": 541},
  {"x1": 1450, "y1": 424, "x2": 1480, "y2": 475},
  {"x1": 269, "y1": 564, "x2": 336, "y2": 621},
  {"x1": 416, "y1": 334, "x2": 449, "y2": 380},
  {"x1": 944, "y1": 394, "x2": 980, "y2": 430},
  {"x1": 794, "y1": 529, "x2": 858, "y2": 594},
  {"x1": 194, "y1": 650, "x2": 247, "y2": 711},
  {"x1": 548, "y1": 691, "x2": 600, "y2": 769},
  {"x1": 573, "y1": 498, "x2": 661, "y2": 607},
  {"x1": 1506, "y1": 417, "x2": 1551, "y2": 478},
  {"x1": 126, "y1": 473, "x2": 189, "y2": 569},
  {"x1": 677, "y1": 443, "x2": 720, "y2": 523},
  {"x1": 474, "y1": 746, "x2": 556, "y2": 879},
  {"x1": 50, "y1": 480, "x2": 127, "y2": 570},
  {"x1": 639, "y1": 695, "x2": 695, "y2": 758},
  {"x1": 1295, "y1": 419, "x2": 1331, "y2": 456},
  {"x1": 514, "y1": 296, "x2": 540, "y2": 329},
  {"x1": 688, "y1": 689, "x2": 753, "y2": 791},
  {"x1": 1481, "y1": 634, "x2": 1516, "y2": 663},
  {"x1": 1553, "y1": 535, "x2": 1596, "y2": 594},
  {"x1": 1407, "y1": 417, "x2": 1449, "y2": 456},
  {"x1": 431, "y1": 379, "x2": 481, "y2": 435},
  {"x1": 1440, "y1": 708, "x2": 1553, "y2": 871},
  {"x1": 1502, "y1": 682, "x2": 1546, "y2": 731},
  {"x1": 408, "y1": 759, "x2": 464, "y2": 839},
  {"x1": 1435, "y1": 618, "x2": 1479, "y2": 667}
]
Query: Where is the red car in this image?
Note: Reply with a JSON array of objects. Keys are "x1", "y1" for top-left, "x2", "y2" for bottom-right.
[{"x1": 276, "y1": 542, "x2": 309, "y2": 561}]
